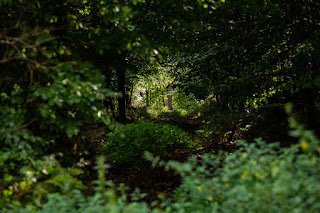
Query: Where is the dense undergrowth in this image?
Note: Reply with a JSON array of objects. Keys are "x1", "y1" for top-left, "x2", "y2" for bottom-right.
[
  {"x1": 2, "y1": 112, "x2": 320, "y2": 212},
  {"x1": 2, "y1": 1, "x2": 320, "y2": 212},
  {"x1": 104, "y1": 121, "x2": 192, "y2": 166}
]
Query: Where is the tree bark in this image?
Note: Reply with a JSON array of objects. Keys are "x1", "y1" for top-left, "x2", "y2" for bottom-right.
[
  {"x1": 128, "y1": 85, "x2": 133, "y2": 107},
  {"x1": 303, "y1": 88, "x2": 316, "y2": 130},
  {"x1": 162, "y1": 90, "x2": 165, "y2": 107},
  {"x1": 167, "y1": 84, "x2": 173, "y2": 110},
  {"x1": 117, "y1": 66, "x2": 126, "y2": 123},
  {"x1": 294, "y1": 88, "x2": 316, "y2": 131},
  {"x1": 146, "y1": 89, "x2": 149, "y2": 107}
]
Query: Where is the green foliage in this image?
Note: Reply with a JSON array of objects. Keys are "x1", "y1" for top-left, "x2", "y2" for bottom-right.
[
  {"x1": 135, "y1": 107, "x2": 152, "y2": 120},
  {"x1": 173, "y1": 91, "x2": 200, "y2": 114},
  {"x1": 201, "y1": 111, "x2": 245, "y2": 145},
  {"x1": 5, "y1": 156, "x2": 156, "y2": 213},
  {"x1": 4, "y1": 116, "x2": 320, "y2": 212},
  {"x1": 0, "y1": 1, "x2": 117, "y2": 208},
  {"x1": 2, "y1": 0, "x2": 320, "y2": 211},
  {"x1": 104, "y1": 121, "x2": 191, "y2": 166},
  {"x1": 147, "y1": 118, "x2": 320, "y2": 212},
  {"x1": 173, "y1": 0, "x2": 320, "y2": 126},
  {"x1": 0, "y1": 156, "x2": 83, "y2": 211},
  {"x1": 157, "y1": 110, "x2": 184, "y2": 122},
  {"x1": 33, "y1": 62, "x2": 115, "y2": 138},
  {"x1": 0, "y1": 61, "x2": 115, "y2": 207},
  {"x1": 130, "y1": 63, "x2": 204, "y2": 120},
  {"x1": 131, "y1": 65, "x2": 175, "y2": 109}
]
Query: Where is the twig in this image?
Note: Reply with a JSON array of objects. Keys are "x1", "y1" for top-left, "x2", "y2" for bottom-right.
[{"x1": 0, "y1": 56, "x2": 45, "y2": 68}]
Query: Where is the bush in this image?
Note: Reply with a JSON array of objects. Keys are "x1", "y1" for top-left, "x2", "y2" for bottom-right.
[
  {"x1": 5, "y1": 156, "x2": 155, "y2": 213},
  {"x1": 146, "y1": 117, "x2": 320, "y2": 212},
  {"x1": 104, "y1": 121, "x2": 191, "y2": 166},
  {"x1": 157, "y1": 110, "x2": 184, "y2": 121},
  {"x1": 5, "y1": 115, "x2": 320, "y2": 212},
  {"x1": 0, "y1": 62, "x2": 114, "y2": 210}
]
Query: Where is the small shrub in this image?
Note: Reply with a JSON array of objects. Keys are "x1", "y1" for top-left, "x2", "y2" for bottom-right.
[{"x1": 104, "y1": 121, "x2": 191, "y2": 166}]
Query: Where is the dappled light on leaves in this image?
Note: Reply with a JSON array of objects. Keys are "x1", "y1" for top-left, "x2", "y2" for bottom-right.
[{"x1": 1, "y1": 0, "x2": 320, "y2": 212}]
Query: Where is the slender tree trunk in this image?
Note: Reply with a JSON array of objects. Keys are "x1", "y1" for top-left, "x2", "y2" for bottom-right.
[
  {"x1": 102, "y1": 65, "x2": 115, "y2": 111},
  {"x1": 128, "y1": 85, "x2": 133, "y2": 107},
  {"x1": 162, "y1": 90, "x2": 165, "y2": 107},
  {"x1": 146, "y1": 89, "x2": 149, "y2": 107},
  {"x1": 294, "y1": 88, "x2": 316, "y2": 131},
  {"x1": 104, "y1": 99, "x2": 115, "y2": 112},
  {"x1": 167, "y1": 84, "x2": 173, "y2": 110},
  {"x1": 117, "y1": 66, "x2": 126, "y2": 123},
  {"x1": 52, "y1": 0, "x2": 67, "y2": 58},
  {"x1": 149, "y1": 89, "x2": 152, "y2": 106},
  {"x1": 303, "y1": 88, "x2": 316, "y2": 130}
]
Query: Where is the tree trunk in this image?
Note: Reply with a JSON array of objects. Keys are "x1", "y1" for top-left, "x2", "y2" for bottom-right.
[
  {"x1": 117, "y1": 66, "x2": 126, "y2": 123},
  {"x1": 294, "y1": 88, "x2": 316, "y2": 131},
  {"x1": 162, "y1": 90, "x2": 165, "y2": 107},
  {"x1": 303, "y1": 88, "x2": 316, "y2": 130},
  {"x1": 146, "y1": 89, "x2": 149, "y2": 107},
  {"x1": 128, "y1": 85, "x2": 133, "y2": 107},
  {"x1": 167, "y1": 84, "x2": 173, "y2": 110}
]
